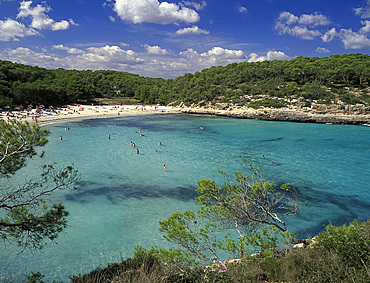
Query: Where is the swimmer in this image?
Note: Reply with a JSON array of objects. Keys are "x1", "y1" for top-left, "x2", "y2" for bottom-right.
[
  {"x1": 130, "y1": 141, "x2": 133, "y2": 146},
  {"x1": 136, "y1": 148, "x2": 139, "y2": 154},
  {"x1": 60, "y1": 135, "x2": 62, "y2": 140},
  {"x1": 108, "y1": 135, "x2": 110, "y2": 140},
  {"x1": 157, "y1": 142, "x2": 162, "y2": 145},
  {"x1": 163, "y1": 164, "x2": 167, "y2": 172},
  {"x1": 269, "y1": 160, "x2": 277, "y2": 164},
  {"x1": 262, "y1": 155, "x2": 265, "y2": 159},
  {"x1": 140, "y1": 134, "x2": 145, "y2": 136}
]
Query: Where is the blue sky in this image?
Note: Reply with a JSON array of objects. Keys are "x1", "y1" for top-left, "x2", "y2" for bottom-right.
[{"x1": 0, "y1": 0, "x2": 370, "y2": 78}]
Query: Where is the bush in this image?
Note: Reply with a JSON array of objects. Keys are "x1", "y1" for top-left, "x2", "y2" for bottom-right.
[
  {"x1": 247, "y1": 99, "x2": 286, "y2": 109},
  {"x1": 315, "y1": 219, "x2": 370, "y2": 270}
]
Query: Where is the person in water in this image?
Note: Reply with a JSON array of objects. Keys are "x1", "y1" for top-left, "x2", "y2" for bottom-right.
[
  {"x1": 163, "y1": 164, "x2": 167, "y2": 172},
  {"x1": 136, "y1": 148, "x2": 139, "y2": 154}
]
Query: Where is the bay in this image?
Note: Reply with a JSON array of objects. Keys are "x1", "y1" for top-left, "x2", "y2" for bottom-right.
[{"x1": 1, "y1": 114, "x2": 369, "y2": 282}]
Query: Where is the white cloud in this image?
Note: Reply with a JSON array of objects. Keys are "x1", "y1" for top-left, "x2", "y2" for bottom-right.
[
  {"x1": 328, "y1": 20, "x2": 370, "y2": 49},
  {"x1": 0, "y1": 18, "x2": 39, "y2": 41},
  {"x1": 52, "y1": 44, "x2": 85, "y2": 54},
  {"x1": 321, "y1": 27, "x2": 337, "y2": 42},
  {"x1": 275, "y1": 11, "x2": 330, "y2": 40},
  {"x1": 144, "y1": 44, "x2": 170, "y2": 55},
  {"x1": 180, "y1": 46, "x2": 246, "y2": 67},
  {"x1": 182, "y1": 1, "x2": 206, "y2": 11},
  {"x1": 83, "y1": 45, "x2": 144, "y2": 65},
  {"x1": 298, "y1": 13, "x2": 331, "y2": 27},
  {"x1": 0, "y1": 47, "x2": 60, "y2": 67},
  {"x1": 315, "y1": 47, "x2": 330, "y2": 53},
  {"x1": 359, "y1": 20, "x2": 370, "y2": 33},
  {"x1": 112, "y1": 0, "x2": 199, "y2": 24},
  {"x1": 238, "y1": 6, "x2": 247, "y2": 13},
  {"x1": 354, "y1": 0, "x2": 370, "y2": 19},
  {"x1": 338, "y1": 28, "x2": 370, "y2": 49},
  {"x1": 17, "y1": 1, "x2": 75, "y2": 31},
  {"x1": 248, "y1": 50, "x2": 291, "y2": 63},
  {"x1": 0, "y1": 45, "x2": 290, "y2": 79},
  {"x1": 176, "y1": 25, "x2": 209, "y2": 35}
]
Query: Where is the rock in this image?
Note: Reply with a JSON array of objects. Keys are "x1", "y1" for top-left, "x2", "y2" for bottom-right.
[{"x1": 180, "y1": 107, "x2": 370, "y2": 125}]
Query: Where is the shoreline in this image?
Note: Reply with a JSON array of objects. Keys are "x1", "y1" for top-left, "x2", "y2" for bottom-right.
[
  {"x1": 2, "y1": 104, "x2": 370, "y2": 126},
  {"x1": 21, "y1": 105, "x2": 182, "y2": 126},
  {"x1": 181, "y1": 107, "x2": 370, "y2": 125}
]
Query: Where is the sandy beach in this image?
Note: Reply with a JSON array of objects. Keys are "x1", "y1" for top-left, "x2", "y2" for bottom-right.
[
  {"x1": 1, "y1": 104, "x2": 369, "y2": 126},
  {"x1": 0, "y1": 104, "x2": 182, "y2": 127}
]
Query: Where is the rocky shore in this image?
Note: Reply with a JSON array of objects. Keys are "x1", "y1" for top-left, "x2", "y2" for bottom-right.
[{"x1": 180, "y1": 107, "x2": 370, "y2": 125}]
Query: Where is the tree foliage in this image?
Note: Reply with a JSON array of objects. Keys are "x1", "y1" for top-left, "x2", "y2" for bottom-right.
[
  {"x1": 0, "y1": 120, "x2": 79, "y2": 250},
  {"x1": 159, "y1": 159, "x2": 301, "y2": 266},
  {"x1": 1, "y1": 53, "x2": 370, "y2": 109}
]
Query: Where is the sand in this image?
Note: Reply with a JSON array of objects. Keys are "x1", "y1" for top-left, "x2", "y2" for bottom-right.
[{"x1": 0, "y1": 104, "x2": 182, "y2": 127}]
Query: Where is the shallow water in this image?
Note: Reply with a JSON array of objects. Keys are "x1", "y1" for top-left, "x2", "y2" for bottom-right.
[{"x1": 1, "y1": 114, "x2": 369, "y2": 281}]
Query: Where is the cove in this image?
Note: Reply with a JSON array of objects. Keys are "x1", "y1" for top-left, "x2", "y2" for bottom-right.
[{"x1": 1, "y1": 114, "x2": 369, "y2": 282}]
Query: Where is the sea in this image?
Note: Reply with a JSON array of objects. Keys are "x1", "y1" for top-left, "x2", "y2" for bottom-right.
[{"x1": 1, "y1": 113, "x2": 369, "y2": 282}]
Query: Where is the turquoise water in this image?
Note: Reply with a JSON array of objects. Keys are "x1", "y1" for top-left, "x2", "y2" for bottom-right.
[{"x1": 1, "y1": 114, "x2": 369, "y2": 281}]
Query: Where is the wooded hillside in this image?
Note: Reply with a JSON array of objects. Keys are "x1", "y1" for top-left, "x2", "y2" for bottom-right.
[{"x1": 1, "y1": 53, "x2": 370, "y2": 109}]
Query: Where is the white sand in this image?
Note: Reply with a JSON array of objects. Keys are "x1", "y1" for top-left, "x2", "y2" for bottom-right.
[{"x1": 0, "y1": 104, "x2": 181, "y2": 126}]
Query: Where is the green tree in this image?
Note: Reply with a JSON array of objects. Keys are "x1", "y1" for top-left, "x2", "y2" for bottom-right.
[
  {"x1": 0, "y1": 120, "x2": 79, "y2": 250},
  {"x1": 159, "y1": 159, "x2": 302, "y2": 266}
]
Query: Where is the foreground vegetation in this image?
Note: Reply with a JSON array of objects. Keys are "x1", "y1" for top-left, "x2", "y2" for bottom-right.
[
  {"x1": 1, "y1": 53, "x2": 370, "y2": 109},
  {"x1": 70, "y1": 220, "x2": 369, "y2": 282}
]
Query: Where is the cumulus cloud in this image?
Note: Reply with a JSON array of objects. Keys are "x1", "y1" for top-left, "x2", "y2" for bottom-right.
[
  {"x1": 0, "y1": 47, "x2": 61, "y2": 67},
  {"x1": 176, "y1": 25, "x2": 209, "y2": 35},
  {"x1": 329, "y1": 21, "x2": 370, "y2": 49},
  {"x1": 144, "y1": 44, "x2": 170, "y2": 55},
  {"x1": 321, "y1": 27, "x2": 337, "y2": 42},
  {"x1": 275, "y1": 11, "x2": 330, "y2": 40},
  {"x1": 112, "y1": 0, "x2": 199, "y2": 24},
  {"x1": 248, "y1": 50, "x2": 291, "y2": 63},
  {"x1": 315, "y1": 47, "x2": 330, "y2": 53},
  {"x1": 82, "y1": 45, "x2": 144, "y2": 65},
  {"x1": 17, "y1": 1, "x2": 74, "y2": 31},
  {"x1": 180, "y1": 46, "x2": 246, "y2": 67},
  {"x1": 52, "y1": 44, "x2": 85, "y2": 54},
  {"x1": 338, "y1": 28, "x2": 370, "y2": 49},
  {"x1": 354, "y1": 0, "x2": 370, "y2": 19},
  {"x1": 0, "y1": 18, "x2": 39, "y2": 41}
]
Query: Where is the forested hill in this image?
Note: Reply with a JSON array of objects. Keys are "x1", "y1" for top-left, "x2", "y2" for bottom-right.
[{"x1": 1, "y1": 53, "x2": 370, "y2": 109}]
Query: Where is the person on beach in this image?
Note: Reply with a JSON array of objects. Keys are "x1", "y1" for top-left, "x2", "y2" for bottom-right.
[{"x1": 163, "y1": 164, "x2": 167, "y2": 172}]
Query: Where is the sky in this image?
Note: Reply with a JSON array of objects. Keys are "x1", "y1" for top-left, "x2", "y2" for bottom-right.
[{"x1": 0, "y1": 0, "x2": 370, "y2": 79}]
